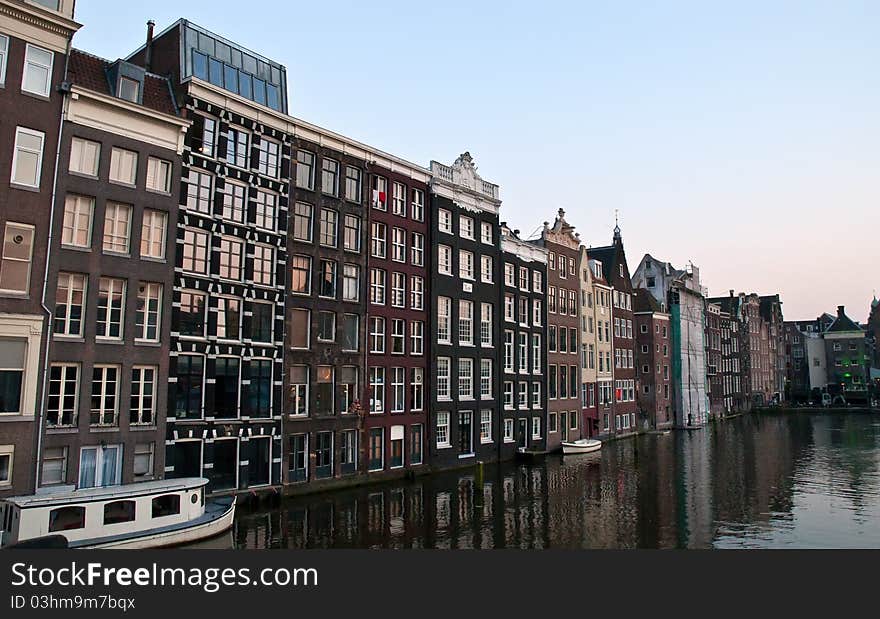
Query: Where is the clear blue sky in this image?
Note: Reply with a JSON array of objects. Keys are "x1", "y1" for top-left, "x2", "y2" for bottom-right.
[{"x1": 73, "y1": 0, "x2": 879, "y2": 321}]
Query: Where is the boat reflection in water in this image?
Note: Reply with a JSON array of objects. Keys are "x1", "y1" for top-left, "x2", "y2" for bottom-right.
[{"x1": 230, "y1": 413, "x2": 880, "y2": 549}]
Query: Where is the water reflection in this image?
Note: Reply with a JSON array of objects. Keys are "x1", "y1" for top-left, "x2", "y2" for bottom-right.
[{"x1": 231, "y1": 413, "x2": 880, "y2": 549}]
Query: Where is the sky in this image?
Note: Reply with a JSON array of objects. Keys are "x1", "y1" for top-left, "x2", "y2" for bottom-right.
[{"x1": 71, "y1": 0, "x2": 879, "y2": 322}]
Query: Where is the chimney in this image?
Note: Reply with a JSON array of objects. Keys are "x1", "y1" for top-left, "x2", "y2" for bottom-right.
[
  {"x1": 729, "y1": 289, "x2": 734, "y2": 298},
  {"x1": 838, "y1": 305, "x2": 845, "y2": 317},
  {"x1": 145, "y1": 20, "x2": 156, "y2": 73}
]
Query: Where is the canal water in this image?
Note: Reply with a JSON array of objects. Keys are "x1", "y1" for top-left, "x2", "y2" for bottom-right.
[{"x1": 230, "y1": 412, "x2": 880, "y2": 549}]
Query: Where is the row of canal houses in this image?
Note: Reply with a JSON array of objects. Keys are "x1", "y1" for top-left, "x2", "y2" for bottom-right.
[{"x1": 0, "y1": 4, "x2": 780, "y2": 500}]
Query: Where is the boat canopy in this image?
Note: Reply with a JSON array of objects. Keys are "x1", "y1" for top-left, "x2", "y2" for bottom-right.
[{"x1": 1, "y1": 478, "x2": 209, "y2": 509}]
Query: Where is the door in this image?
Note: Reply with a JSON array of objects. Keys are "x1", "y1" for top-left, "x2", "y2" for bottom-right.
[
  {"x1": 517, "y1": 419, "x2": 528, "y2": 449},
  {"x1": 561, "y1": 412, "x2": 569, "y2": 441},
  {"x1": 248, "y1": 437, "x2": 271, "y2": 487}
]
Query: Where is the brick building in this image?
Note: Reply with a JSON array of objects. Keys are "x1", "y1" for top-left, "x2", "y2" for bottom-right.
[{"x1": 633, "y1": 288, "x2": 671, "y2": 429}]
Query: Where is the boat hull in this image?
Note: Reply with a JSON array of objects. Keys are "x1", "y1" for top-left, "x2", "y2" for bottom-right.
[
  {"x1": 561, "y1": 440, "x2": 602, "y2": 455},
  {"x1": 81, "y1": 500, "x2": 235, "y2": 550}
]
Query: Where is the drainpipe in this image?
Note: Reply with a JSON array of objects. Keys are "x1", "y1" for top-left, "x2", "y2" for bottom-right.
[{"x1": 35, "y1": 35, "x2": 75, "y2": 491}]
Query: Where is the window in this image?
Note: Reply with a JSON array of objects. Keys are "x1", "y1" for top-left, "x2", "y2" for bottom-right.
[
  {"x1": 78, "y1": 448, "x2": 118, "y2": 490},
  {"x1": 109, "y1": 147, "x2": 137, "y2": 185},
  {"x1": 54, "y1": 273, "x2": 86, "y2": 336},
  {"x1": 518, "y1": 382, "x2": 528, "y2": 408},
  {"x1": 459, "y1": 300, "x2": 473, "y2": 345},
  {"x1": 342, "y1": 314, "x2": 359, "y2": 351},
  {"x1": 503, "y1": 382, "x2": 514, "y2": 408},
  {"x1": 218, "y1": 238, "x2": 243, "y2": 280},
  {"x1": 214, "y1": 357, "x2": 240, "y2": 418},
  {"x1": 504, "y1": 331, "x2": 514, "y2": 372},
  {"x1": 216, "y1": 297, "x2": 240, "y2": 340},
  {"x1": 391, "y1": 272, "x2": 405, "y2": 307},
  {"x1": 140, "y1": 209, "x2": 166, "y2": 259},
  {"x1": 225, "y1": 127, "x2": 249, "y2": 168},
  {"x1": 480, "y1": 410, "x2": 492, "y2": 443},
  {"x1": 369, "y1": 317, "x2": 385, "y2": 353},
  {"x1": 481, "y1": 222, "x2": 493, "y2": 244},
  {"x1": 549, "y1": 253, "x2": 556, "y2": 270},
  {"x1": 370, "y1": 268, "x2": 385, "y2": 304},
  {"x1": 411, "y1": 232, "x2": 424, "y2": 266},
  {"x1": 130, "y1": 366, "x2": 156, "y2": 425},
  {"x1": 438, "y1": 245, "x2": 452, "y2": 275},
  {"x1": 391, "y1": 319, "x2": 405, "y2": 354},
  {"x1": 0, "y1": 223, "x2": 34, "y2": 294},
  {"x1": 250, "y1": 302, "x2": 274, "y2": 343},
  {"x1": 22, "y1": 43, "x2": 53, "y2": 97},
  {"x1": 345, "y1": 166, "x2": 362, "y2": 202},
  {"x1": 181, "y1": 229, "x2": 209, "y2": 274},
  {"x1": 322, "y1": 159, "x2": 339, "y2": 196},
  {"x1": 11, "y1": 127, "x2": 44, "y2": 187},
  {"x1": 289, "y1": 366, "x2": 309, "y2": 416},
  {"x1": 221, "y1": 180, "x2": 246, "y2": 223},
  {"x1": 558, "y1": 256, "x2": 567, "y2": 278},
  {"x1": 533, "y1": 271, "x2": 543, "y2": 293},
  {"x1": 146, "y1": 157, "x2": 172, "y2": 193},
  {"x1": 532, "y1": 382, "x2": 541, "y2": 408},
  {"x1": 480, "y1": 359, "x2": 492, "y2": 399},
  {"x1": 505, "y1": 263, "x2": 515, "y2": 286},
  {"x1": 257, "y1": 138, "x2": 280, "y2": 178},
  {"x1": 49, "y1": 506, "x2": 85, "y2": 532},
  {"x1": 344, "y1": 215, "x2": 361, "y2": 252},
  {"x1": 411, "y1": 188, "x2": 425, "y2": 221},
  {"x1": 392, "y1": 227, "x2": 406, "y2": 262},
  {"x1": 410, "y1": 320, "x2": 424, "y2": 355},
  {"x1": 368, "y1": 427, "x2": 384, "y2": 471},
  {"x1": 371, "y1": 222, "x2": 387, "y2": 258},
  {"x1": 548, "y1": 286, "x2": 556, "y2": 313},
  {"x1": 437, "y1": 358, "x2": 451, "y2": 400},
  {"x1": 519, "y1": 333, "x2": 528, "y2": 373},
  {"x1": 533, "y1": 299, "x2": 542, "y2": 326},
  {"x1": 0, "y1": 34, "x2": 7, "y2": 86},
  {"x1": 411, "y1": 368, "x2": 424, "y2": 411},
  {"x1": 411, "y1": 424, "x2": 423, "y2": 465},
  {"x1": 248, "y1": 359, "x2": 272, "y2": 418},
  {"x1": 437, "y1": 297, "x2": 451, "y2": 343},
  {"x1": 519, "y1": 297, "x2": 529, "y2": 325},
  {"x1": 458, "y1": 249, "x2": 474, "y2": 279},
  {"x1": 549, "y1": 366, "x2": 557, "y2": 399},
  {"x1": 46, "y1": 364, "x2": 78, "y2": 427},
  {"x1": 343, "y1": 264, "x2": 360, "y2": 302},
  {"x1": 290, "y1": 255, "x2": 311, "y2": 295},
  {"x1": 480, "y1": 303, "x2": 493, "y2": 346},
  {"x1": 252, "y1": 245, "x2": 274, "y2": 286},
  {"x1": 369, "y1": 367, "x2": 384, "y2": 413},
  {"x1": 295, "y1": 150, "x2": 315, "y2": 189},
  {"x1": 133, "y1": 443, "x2": 154, "y2": 480},
  {"x1": 371, "y1": 175, "x2": 387, "y2": 209},
  {"x1": 90, "y1": 365, "x2": 119, "y2": 426},
  {"x1": 194, "y1": 115, "x2": 216, "y2": 157},
  {"x1": 320, "y1": 209, "x2": 338, "y2": 247},
  {"x1": 135, "y1": 282, "x2": 162, "y2": 342},
  {"x1": 175, "y1": 355, "x2": 203, "y2": 418},
  {"x1": 392, "y1": 182, "x2": 407, "y2": 215},
  {"x1": 185, "y1": 169, "x2": 212, "y2": 214},
  {"x1": 293, "y1": 203, "x2": 313, "y2": 242},
  {"x1": 152, "y1": 494, "x2": 180, "y2": 519},
  {"x1": 532, "y1": 417, "x2": 542, "y2": 439},
  {"x1": 41, "y1": 446, "x2": 67, "y2": 485},
  {"x1": 410, "y1": 275, "x2": 424, "y2": 310},
  {"x1": 438, "y1": 208, "x2": 452, "y2": 234},
  {"x1": 256, "y1": 189, "x2": 280, "y2": 230},
  {"x1": 317, "y1": 311, "x2": 336, "y2": 342},
  {"x1": 519, "y1": 267, "x2": 529, "y2": 290},
  {"x1": 460, "y1": 216, "x2": 474, "y2": 240},
  {"x1": 102, "y1": 202, "x2": 132, "y2": 254},
  {"x1": 391, "y1": 367, "x2": 405, "y2": 412},
  {"x1": 96, "y1": 277, "x2": 125, "y2": 339},
  {"x1": 533, "y1": 334, "x2": 542, "y2": 373},
  {"x1": 178, "y1": 292, "x2": 206, "y2": 338},
  {"x1": 481, "y1": 255, "x2": 494, "y2": 283},
  {"x1": 504, "y1": 294, "x2": 514, "y2": 321},
  {"x1": 436, "y1": 412, "x2": 451, "y2": 447},
  {"x1": 69, "y1": 137, "x2": 100, "y2": 176},
  {"x1": 289, "y1": 434, "x2": 308, "y2": 481},
  {"x1": 117, "y1": 76, "x2": 140, "y2": 103},
  {"x1": 504, "y1": 418, "x2": 514, "y2": 442}
]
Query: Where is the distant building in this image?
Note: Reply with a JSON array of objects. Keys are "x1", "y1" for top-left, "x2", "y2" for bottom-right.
[
  {"x1": 587, "y1": 255, "x2": 615, "y2": 436},
  {"x1": 633, "y1": 289, "x2": 672, "y2": 429},
  {"x1": 824, "y1": 305, "x2": 869, "y2": 403},
  {"x1": 632, "y1": 254, "x2": 709, "y2": 427},
  {"x1": 706, "y1": 302, "x2": 724, "y2": 418},
  {"x1": 578, "y1": 245, "x2": 598, "y2": 436}
]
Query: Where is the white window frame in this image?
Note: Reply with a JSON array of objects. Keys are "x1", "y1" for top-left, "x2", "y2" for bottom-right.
[
  {"x1": 11, "y1": 127, "x2": 45, "y2": 188},
  {"x1": 21, "y1": 43, "x2": 53, "y2": 97}
]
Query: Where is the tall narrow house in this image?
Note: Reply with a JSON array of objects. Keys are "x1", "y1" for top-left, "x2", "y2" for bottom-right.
[
  {"x1": 0, "y1": 0, "x2": 79, "y2": 496},
  {"x1": 500, "y1": 223, "x2": 547, "y2": 454},
  {"x1": 428, "y1": 152, "x2": 501, "y2": 469},
  {"x1": 578, "y1": 245, "x2": 598, "y2": 437},
  {"x1": 587, "y1": 253, "x2": 614, "y2": 435},
  {"x1": 128, "y1": 20, "x2": 289, "y2": 494},
  {"x1": 589, "y1": 224, "x2": 636, "y2": 436},
  {"x1": 534, "y1": 209, "x2": 583, "y2": 450},
  {"x1": 41, "y1": 49, "x2": 188, "y2": 489}
]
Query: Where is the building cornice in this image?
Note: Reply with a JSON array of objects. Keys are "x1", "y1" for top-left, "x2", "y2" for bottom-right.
[
  {"x1": 188, "y1": 79, "x2": 431, "y2": 182},
  {"x1": 501, "y1": 235, "x2": 548, "y2": 264},
  {"x1": 0, "y1": 1, "x2": 80, "y2": 52}
]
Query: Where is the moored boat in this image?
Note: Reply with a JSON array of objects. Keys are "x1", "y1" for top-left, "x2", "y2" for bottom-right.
[
  {"x1": 561, "y1": 438, "x2": 602, "y2": 455},
  {"x1": 0, "y1": 477, "x2": 234, "y2": 550}
]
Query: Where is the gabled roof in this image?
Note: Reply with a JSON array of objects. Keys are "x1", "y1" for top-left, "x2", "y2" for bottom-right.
[
  {"x1": 826, "y1": 306, "x2": 863, "y2": 334},
  {"x1": 587, "y1": 244, "x2": 617, "y2": 283},
  {"x1": 68, "y1": 49, "x2": 178, "y2": 116}
]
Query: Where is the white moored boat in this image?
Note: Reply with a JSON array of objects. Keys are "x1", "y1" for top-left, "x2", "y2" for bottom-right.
[
  {"x1": 561, "y1": 438, "x2": 602, "y2": 455},
  {"x1": 0, "y1": 477, "x2": 234, "y2": 549}
]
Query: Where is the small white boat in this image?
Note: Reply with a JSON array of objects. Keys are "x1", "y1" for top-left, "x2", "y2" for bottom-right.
[
  {"x1": 0, "y1": 477, "x2": 234, "y2": 549},
  {"x1": 561, "y1": 438, "x2": 602, "y2": 455}
]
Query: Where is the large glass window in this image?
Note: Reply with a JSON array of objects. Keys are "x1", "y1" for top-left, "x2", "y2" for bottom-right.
[
  {"x1": 0, "y1": 223, "x2": 34, "y2": 294},
  {"x1": 22, "y1": 43, "x2": 53, "y2": 97},
  {"x1": 11, "y1": 127, "x2": 44, "y2": 188}
]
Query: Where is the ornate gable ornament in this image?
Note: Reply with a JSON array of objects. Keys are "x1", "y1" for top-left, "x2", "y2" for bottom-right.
[
  {"x1": 542, "y1": 208, "x2": 580, "y2": 250},
  {"x1": 429, "y1": 151, "x2": 501, "y2": 214}
]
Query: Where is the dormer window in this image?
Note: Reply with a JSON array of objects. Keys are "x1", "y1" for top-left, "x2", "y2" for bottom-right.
[{"x1": 118, "y1": 77, "x2": 140, "y2": 103}]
